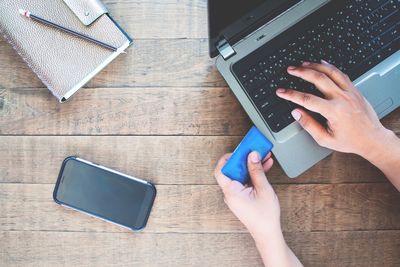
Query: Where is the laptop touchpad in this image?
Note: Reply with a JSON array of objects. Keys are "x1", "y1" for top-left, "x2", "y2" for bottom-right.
[
  {"x1": 374, "y1": 98, "x2": 394, "y2": 117},
  {"x1": 356, "y1": 67, "x2": 398, "y2": 119}
]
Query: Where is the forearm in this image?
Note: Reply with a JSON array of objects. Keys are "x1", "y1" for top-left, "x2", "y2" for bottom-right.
[
  {"x1": 363, "y1": 128, "x2": 400, "y2": 191},
  {"x1": 251, "y1": 228, "x2": 303, "y2": 267}
]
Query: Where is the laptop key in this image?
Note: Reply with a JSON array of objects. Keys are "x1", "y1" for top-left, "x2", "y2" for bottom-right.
[
  {"x1": 265, "y1": 102, "x2": 293, "y2": 132},
  {"x1": 248, "y1": 66, "x2": 259, "y2": 76},
  {"x1": 239, "y1": 72, "x2": 249, "y2": 83},
  {"x1": 254, "y1": 72, "x2": 268, "y2": 85},
  {"x1": 283, "y1": 112, "x2": 295, "y2": 125},
  {"x1": 259, "y1": 96, "x2": 280, "y2": 110},
  {"x1": 251, "y1": 87, "x2": 271, "y2": 104},
  {"x1": 267, "y1": 118, "x2": 286, "y2": 132}
]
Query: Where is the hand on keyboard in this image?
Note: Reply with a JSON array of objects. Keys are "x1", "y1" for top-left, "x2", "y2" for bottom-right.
[{"x1": 276, "y1": 60, "x2": 391, "y2": 159}]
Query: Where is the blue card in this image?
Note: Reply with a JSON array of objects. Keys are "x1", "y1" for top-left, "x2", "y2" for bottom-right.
[{"x1": 222, "y1": 126, "x2": 273, "y2": 184}]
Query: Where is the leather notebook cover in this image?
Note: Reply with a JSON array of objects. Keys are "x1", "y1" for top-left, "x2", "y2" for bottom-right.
[{"x1": 0, "y1": 0, "x2": 132, "y2": 102}]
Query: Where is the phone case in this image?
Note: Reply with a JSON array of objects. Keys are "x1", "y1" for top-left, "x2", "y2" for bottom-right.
[{"x1": 53, "y1": 156, "x2": 156, "y2": 231}]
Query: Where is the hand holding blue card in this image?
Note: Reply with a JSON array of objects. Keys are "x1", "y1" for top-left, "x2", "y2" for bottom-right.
[{"x1": 222, "y1": 126, "x2": 273, "y2": 184}]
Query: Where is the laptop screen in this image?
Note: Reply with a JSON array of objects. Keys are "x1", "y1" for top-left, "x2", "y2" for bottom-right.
[{"x1": 208, "y1": 0, "x2": 300, "y2": 57}]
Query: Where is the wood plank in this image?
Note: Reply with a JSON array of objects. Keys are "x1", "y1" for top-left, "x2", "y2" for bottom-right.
[
  {"x1": 0, "y1": 136, "x2": 389, "y2": 184},
  {"x1": 1, "y1": 184, "x2": 399, "y2": 233},
  {"x1": 1, "y1": 88, "x2": 399, "y2": 136},
  {"x1": 0, "y1": 39, "x2": 223, "y2": 89},
  {"x1": 0, "y1": 87, "x2": 249, "y2": 135},
  {"x1": 1, "y1": 230, "x2": 399, "y2": 267},
  {"x1": 103, "y1": 0, "x2": 208, "y2": 39}
]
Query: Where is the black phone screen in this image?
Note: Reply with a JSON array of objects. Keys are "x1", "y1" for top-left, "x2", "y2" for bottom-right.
[{"x1": 53, "y1": 157, "x2": 156, "y2": 230}]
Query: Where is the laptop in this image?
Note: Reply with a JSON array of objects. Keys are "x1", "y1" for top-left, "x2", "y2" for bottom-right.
[{"x1": 208, "y1": 0, "x2": 400, "y2": 178}]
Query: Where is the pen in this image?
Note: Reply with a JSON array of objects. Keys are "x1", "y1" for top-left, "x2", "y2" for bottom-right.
[{"x1": 18, "y1": 9, "x2": 119, "y2": 52}]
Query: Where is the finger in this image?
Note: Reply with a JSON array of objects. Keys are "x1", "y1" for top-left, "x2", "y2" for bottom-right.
[
  {"x1": 262, "y1": 152, "x2": 272, "y2": 163},
  {"x1": 247, "y1": 151, "x2": 271, "y2": 191},
  {"x1": 302, "y1": 61, "x2": 353, "y2": 90},
  {"x1": 276, "y1": 88, "x2": 329, "y2": 115},
  {"x1": 287, "y1": 65, "x2": 342, "y2": 96},
  {"x1": 262, "y1": 158, "x2": 274, "y2": 173},
  {"x1": 214, "y1": 153, "x2": 232, "y2": 189},
  {"x1": 291, "y1": 109, "x2": 331, "y2": 146}
]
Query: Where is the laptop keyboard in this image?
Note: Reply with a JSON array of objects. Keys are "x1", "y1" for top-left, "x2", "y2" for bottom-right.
[{"x1": 233, "y1": 0, "x2": 400, "y2": 133}]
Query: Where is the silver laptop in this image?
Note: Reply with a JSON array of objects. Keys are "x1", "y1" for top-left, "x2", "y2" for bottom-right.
[{"x1": 208, "y1": 0, "x2": 400, "y2": 177}]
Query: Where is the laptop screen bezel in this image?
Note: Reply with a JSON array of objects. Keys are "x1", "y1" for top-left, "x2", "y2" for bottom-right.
[{"x1": 207, "y1": 0, "x2": 302, "y2": 58}]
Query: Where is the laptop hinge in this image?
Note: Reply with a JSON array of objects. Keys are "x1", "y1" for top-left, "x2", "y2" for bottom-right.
[{"x1": 217, "y1": 38, "x2": 236, "y2": 60}]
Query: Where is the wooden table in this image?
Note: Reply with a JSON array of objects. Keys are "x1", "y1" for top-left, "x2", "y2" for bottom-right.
[{"x1": 1, "y1": 1, "x2": 400, "y2": 266}]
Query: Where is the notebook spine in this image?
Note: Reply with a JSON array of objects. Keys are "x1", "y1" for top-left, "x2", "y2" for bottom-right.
[{"x1": 0, "y1": 25, "x2": 62, "y2": 101}]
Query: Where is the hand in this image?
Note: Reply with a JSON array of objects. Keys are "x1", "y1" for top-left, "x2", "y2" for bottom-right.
[
  {"x1": 214, "y1": 151, "x2": 280, "y2": 237},
  {"x1": 214, "y1": 152, "x2": 304, "y2": 267},
  {"x1": 276, "y1": 60, "x2": 390, "y2": 159}
]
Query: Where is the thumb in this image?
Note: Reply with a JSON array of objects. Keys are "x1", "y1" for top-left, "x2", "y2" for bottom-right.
[
  {"x1": 291, "y1": 109, "x2": 329, "y2": 145},
  {"x1": 247, "y1": 151, "x2": 270, "y2": 191}
]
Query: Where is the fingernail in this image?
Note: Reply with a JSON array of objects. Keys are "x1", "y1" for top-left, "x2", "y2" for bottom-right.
[
  {"x1": 276, "y1": 88, "x2": 286, "y2": 94},
  {"x1": 302, "y1": 61, "x2": 310, "y2": 66},
  {"x1": 321, "y1": 59, "x2": 330, "y2": 65},
  {"x1": 291, "y1": 110, "x2": 302, "y2": 121},
  {"x1": 287, "y1": 66, "x2": 296, "y2": 71},
  {"x1": 249, "y1": 151, "x2": 260, "y2": 164}
]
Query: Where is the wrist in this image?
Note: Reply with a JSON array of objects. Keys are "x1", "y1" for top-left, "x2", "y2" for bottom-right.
[
  {"x1": 360, "y1": 127, "x2": 397, "y2": 164},
  {"x1": 252, "y1": 227, "x2": 293, "y2": 266},
  {"x1": 250, "y1": 223, "x2": 286, "y2": 250}
]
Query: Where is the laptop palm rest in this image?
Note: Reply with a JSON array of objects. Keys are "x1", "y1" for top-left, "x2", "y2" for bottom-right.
[{"x1": 356, "y1": 58, "x2": 400, "y2": 119}]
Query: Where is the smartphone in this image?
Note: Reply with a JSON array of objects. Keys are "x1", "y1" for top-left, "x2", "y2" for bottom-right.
[{"x1": 53, "y1": 156, "x2": 156, "y2": 231}]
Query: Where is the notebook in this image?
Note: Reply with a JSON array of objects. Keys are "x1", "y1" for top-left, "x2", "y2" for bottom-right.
[{"x1": 0, "y1": 0, "x2": 132, "y2": 102}]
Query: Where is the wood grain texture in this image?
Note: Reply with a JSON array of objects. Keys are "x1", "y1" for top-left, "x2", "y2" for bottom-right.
[
  {"x1": 0, "y1": 89, "x2": 399, "y2": 135},
  {"x1": 103, "y1": 0, "x2": 208, "y2": 39},
  {"x1": 1, "y1": 230, "x2": 399, "y2": 267},
  {"x1": 0, "y1": 136, "x2": 387, "y2": 184},
  {"x1": 1, "y1": 0, "x2": 400, "y2": 265},
  {"x1": 0, "y1": 39, "x2": 223, "y2": 89},
  {"x1": 0, "y1": 87, "x2": 249, "y2": 135},
  {"x1": 1, "y1": 184, "x2": 399, "y2": 233}
]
